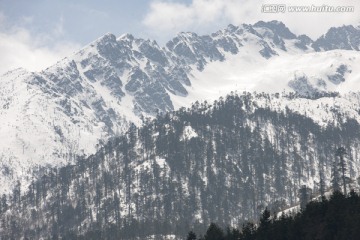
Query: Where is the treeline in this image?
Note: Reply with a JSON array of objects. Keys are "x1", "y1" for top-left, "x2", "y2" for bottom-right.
[{"x1": 189, "y1": 190, "x2": 360, "y2": 240}]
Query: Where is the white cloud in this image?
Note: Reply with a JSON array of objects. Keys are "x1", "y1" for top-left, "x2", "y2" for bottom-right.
[
  {"x1": 0, "y1": 13, "x2": 81, "y2": 75},
  {"x1": 143, "y1": 0, "x2": 360, "y2": 42}
]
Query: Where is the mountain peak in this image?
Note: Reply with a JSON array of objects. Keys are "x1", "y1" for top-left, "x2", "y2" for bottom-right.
[
  {"x1": 325, "y1": 25, "x2": 358, "y2": 35},
  {"x1": 313, "y1": 25, "x2": 360, "y2": 51},
  {"x1": 254, "y1": 20, "x2": 297, "y2": 39},
  {"x1": 95, "y1": 32, "x2": 117, "y2": 44},
  {"x1": 118, "y1": 33, "x2": 134, "y2": 41},
  {"x1": 226, "y1": 24, "x2": 238, "y2": 32},
  {"x1": 177, "y1": 31, "x2": 199, "y2": 40},
  {"x1": 77, "y1": 32, "x2": 118, "y2": 54}
]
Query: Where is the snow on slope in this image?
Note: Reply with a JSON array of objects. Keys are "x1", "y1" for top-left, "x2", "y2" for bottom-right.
[
  {"x1": 0, "y1": 66, "x2": 119, "y2": 192},
  {"x1": 170, "y1": 47, "x2": 360, "y2": 127},
  {"x1": 0, "y1": 21, "x2": 360, "y2": 194},
  {"x1": 171, "y1": 50, "x2": 360, "y2": 109}
]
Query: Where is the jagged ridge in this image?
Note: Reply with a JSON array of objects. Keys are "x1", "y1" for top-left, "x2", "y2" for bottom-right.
[{"x1": 0, "y1": 21, "x2": 360, "y2": 194}]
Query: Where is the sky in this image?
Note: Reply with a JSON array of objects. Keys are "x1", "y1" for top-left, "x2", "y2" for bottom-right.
[{"x1": 0, "y1": 0, "x2": 359, "y2": 75}]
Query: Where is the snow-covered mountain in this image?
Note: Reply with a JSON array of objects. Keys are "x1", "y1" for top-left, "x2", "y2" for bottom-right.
[{"x1": 1, "y1": 20, "x2": 360, "y2": 193}]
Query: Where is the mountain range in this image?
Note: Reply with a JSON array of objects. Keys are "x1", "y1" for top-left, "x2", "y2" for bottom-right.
[{"x1": 0, "y1": 20, "x2": 360, "y2": 194}]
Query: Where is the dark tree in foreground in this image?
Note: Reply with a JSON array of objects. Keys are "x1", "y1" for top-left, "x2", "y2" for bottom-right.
[
  {"x1": 298, "y1": 185, "x2": 312, "y2": 210},
  {"x1": 187, "y1": 230, "x2": 197, "y2": 240},
  {"x1": 193, "y1": 191, "x2": 360, "y2": 240},
  {"x1": 204, "y1": 223, "x2": 224, "y2": 240}
]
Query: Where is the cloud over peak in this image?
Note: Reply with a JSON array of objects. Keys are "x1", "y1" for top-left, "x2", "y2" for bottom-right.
[
  {"x1": 0, "y1": 13, "x2": 80, "y2": 75},
  {"x1": 142, "y1": 0, "x2": 360, "y2": 43}
]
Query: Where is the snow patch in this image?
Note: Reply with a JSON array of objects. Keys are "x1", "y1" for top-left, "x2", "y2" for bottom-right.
[{"x1": 181, "y1": 125, "x2": 198, "y2": 141}]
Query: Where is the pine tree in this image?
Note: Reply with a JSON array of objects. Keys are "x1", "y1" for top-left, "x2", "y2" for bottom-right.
[
  {"x1": 259, "y1": 208, "x2": 271, "y2": 227},
  {"x1": 336, "y1": 147, "x2": 348, "y2": 195},
  {"x1": 319, "y1": 170, "x2": 326, "y2": 201},
  {"x1": 187, "y1": 230, "x2": 197, "y2": 240},
  {"x1": 298, "y1": 185, "x2": 312, "y2": 210},
  {"x1": 204, "y1": 223, "x2": 224, "y2": 240},
  {"x1": 241, "y1": 222, "x2": 256, "y2": 240},
  {"x1": 331, "y1": 157, "x2": 341, "y2": 193}
]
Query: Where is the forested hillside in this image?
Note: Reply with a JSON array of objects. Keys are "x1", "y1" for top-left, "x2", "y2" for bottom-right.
[{"x1": 1, "y1": 92, "x2": 360, "y2": 239}]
